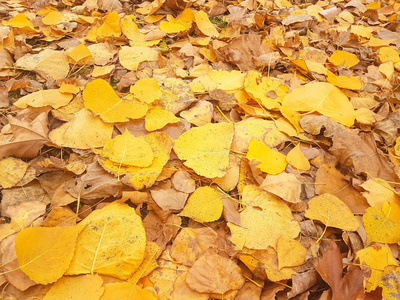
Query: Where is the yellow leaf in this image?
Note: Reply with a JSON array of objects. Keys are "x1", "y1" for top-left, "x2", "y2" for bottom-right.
[
  {"x1": 259, "y1": 173, "x2": 302, "y2": 203},
  {"x1": 363, "y1": 206, "x2": 400, "y2": 243},
  {"x1": 378, "y1": 47, "x2": 400, "y2": 63},
  {"x1": 130, "y1": 78, "x2": 162, "y2": 104},
  {"x1": 128, "y1": 241, "x2": 160, "y2": 284},
  {"x1": 42, "y1": 11, "x2": 66, "y2": 26},
  {"x1": 357, "y1": 245, "x2": 398, "y2": 292},
  {"x1": 326, "y1": 71, "x2": 362, "y2": 90},
  {"x1": 228, "y1": 185, "x2": 300, "y2": 249},
  {"x1": 15, "y1": 49, "x2": 70, "y2": 81},
  {"x1": 281, "y1": 82, "x2": 356, "y2": 127},
  {"x1": 2, "y1": 13, "x2": 36, "y2": 32},
  {"x1": 49, "y1": 108, "x2": 113, "y2": 149},
  {"x1": 160, "y1": 20, "x2": 188, "y2": 34},
  {"x1": 174, "y1": 122, "x2": 234, "y2": 178},
  {"x1": 350, "y1": 24, "x2": 372, "y2": 38},
  {"x1": 15, "y1": 226, "x2": 81, "y2": 284},
  {"x1": 360, "y1": 179, "x2": 400, "y2": 209},
  {"x1": 379, "y1": 61, "x2": 394, "y2": 80},
  {"x1": 67, "y1": 43, "x2": 93, "y2": 63},
  {"x1": 92, "y1": 65, "x2": 115, "y2": 77},
  {"x1": 100, "y1": 132, "x2": 173, "y2": 189},
  {"x1": 97, "y1": 12, "x2": 121, "y2": 38},
  {"x1": 195, "y1": 11, "x2": 219, "y2": 37},
  {"x1": 43, "y1": 274, "x2": 104, "y2": 300},
  {"x1": 382, "y1": 202, "x2": 400, "y2": 223},
  {"x1": 119, "y1": 46, "x2": 158, "y2": 71},
  {"x1": 100, "y1": 282, "x2": 157, "y2": 300},
  {"x1": 83, "y1": 79, "x2": 148, "y2": 123},
  {"x1": 329, "y1": 50, "x2": 360, "y2": 68},
  {"x1": 379, "y1": 268, "x2": 400, "y2": 300},
  {"x1": 145, "y1": 107, "x2": 180, "y2": 131},
  {"x1": 395, "y1": 137, "x2": 400, "y2": 156},
  {"x1": 180, "y1": 186, "x2": 223, "y2": 222},
  {"x1": 102, "y1": 129, "x2": 154, "y2": 167},
  {"x1": 14, "y1": 89, "x2": 73, "y2": 109},
  {"x1": 305, "y1": 193, "x2": 359, "y2": 231},
  {"x1": 67, "y1": 202, "x2": 146, "y2": 279},
  {"x1": 277, "y1": 236, "x2": 306, "y2": 269},
  {"x1": 59, "y1": 83, "x2": 80, "y2": 94},
  {"x1": 286, "y1": 144, "x2": 310, "y2": 170},
  {"x1": 246, "y1": 140, "x2": 287, "y2": 175},
  {"x1": 193, "y1": 70, "x2": 245, "y2": 92},
  {"x1": 0, "y1": 157, "x2": 28, "y2": 188},
  {"x1": 120, "y1": 15, "x2": 139, "y2": 40}
]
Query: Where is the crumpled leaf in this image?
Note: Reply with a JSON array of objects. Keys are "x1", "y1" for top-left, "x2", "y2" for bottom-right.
[
  {"x1": 186, "y1": 250, "x2": 245, "y2": 294},
  {"x1": 305, "y1": 193, "x2": 359, "y2": 231},
  {"x1": 102, "y1": 129, "x2": 154, "y2": 167},
  {"x1": 180, "y1": 186, "x2": 223, "y2": 222},
  {"x1": 228, "y1": 185, "x2": 300, "y2": 250},
  {"x1": 281, "y1": 82, "x2": 356, "y2": 127},
  {"x1": 83, "y1": 79, "x2": 148, "y2": 123},
  {"x1": 174, "y1": 122, "x2": 234, "y2": 178},
  {"x1": 15, "y1": 226, "x2": 82, "y2": 284},
  {"x1": 43, "y1": 274, "x2": 104, "y2": 300},
  {"x1": 49, "y1": 108, "x2": 113, "y2": 149},
  {"x1": 67, "y1": 202, "x2": 147, "y2": 280}
]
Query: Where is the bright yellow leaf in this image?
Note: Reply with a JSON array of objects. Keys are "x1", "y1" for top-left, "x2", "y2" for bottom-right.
[
  {"x1": 101, "y1": 282, "x2": 157, "y2": 300},
  {"x1": 363, "y1": 206, "x2": 400, "y2": 243},
  {"x1": 2, "y1": 13, "x2": 36, "y2": 32},
  {"x1": 42, "y1": 11, "x2": 66, "y2": 26},
  {"x1": 326, "y1": 71, "x2": 362, "y2": 90},
  {"x1": 121, "y1": 15, "x2": 139, "y2": 40},
  {"x1": 67, "y1": 43, "x2": 93, "y2": 63},
  {"x1": 160, "y1": 20, "x2": 188, "y2": 34},
  {"x1": 378, "y1": 47, "x2": 400, "y2": 63},
  {"x1": 360, "y1": 178, "x2": 400, "y2": 209},
  {"x1": 329, "y1": 50, "x2": 360, "y2": 68},
  {"x1": 174, "y1": 122, "x2": 234, "y2": 178},
  {"x1": 67, "y1": 202, "x2": 146, "y2": 279},
  {"x1": 277, "y1": 236, "x2": 306, "y2": 269},
  {"x1": 49, "y1": 108, "x2": 113, "y2": 149},
  {"x1": 281, "y1": 82, "x2": 356, "y2": 127},
  {"x1": 130, "y1": 78, "x2": 162, "y2": 104},
  {"x1": 228, "y1": 185, "x2": 300, "y2": 249},
  {"x1": 102, "y1": 129, "x2": 154, "y2": 167},
  {"x1": 382, "y1": 202, "x2": 400, "y2": 223},
  {"x1": 100, "y1": 132, "x2": 173, "y2": 189},
  {"x1": 145, "y1": 107, "x2": 180, "y2": 131},
  {"x1": 350, "y1": 24, "x2": 372, "y2": 38},
  {"x1": 195, "y1": 11, "x2": 219, "y2": 37},
  {"x1": 119, "y1": 46, "x2": 158, "y2": 71},
  {"x1": 15, "y1": 226, "x2": 82, "y2": 284},
  {"x1": 246, "y1": 140, "x2": 287, "y2": 175},
  {"x1": 83, "y1": 79, "x2": 148, "y2": 123},
  {"x1": 0, "y1": 157, "x2": 28, "y2": 188},
  {"x1": 286, "y1": 144, "x2": 310, "y2": 170},
  {"x1": 128, "y1": 241, "x2": 160, "y2": 284},
  {"x1": 357, "y1": 245, "x2": 398, "y2": 292},
  {"x1": 180, "y1": 186, "x2": 223, "y2": 222},
  {"x1": 97, "y1": 12, "x2": 121, "y2": 38},
  {"x1": 43, "y1": 274, "x2": 104, "y2": 300},
  {"x1": 305, "y1": 193, "x2": 359, "y2": 231},
  {"x1": 14, "y1": 89, "x2": 73, "y2": 109},
  {"x1": 59, "y1": 83, "x2": 80, "y2": 94},
  {"x1": 379, "y1": 61, "x2": 394, "y2": 79}
]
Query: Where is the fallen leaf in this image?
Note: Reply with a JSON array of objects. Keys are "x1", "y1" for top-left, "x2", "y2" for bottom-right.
[
  {"x1": 100, "y1": 282, "x2": 157, "y2": 300},
  {"x1": 145, "y1": 107, "x2": 180, "y2": 131},
  {"x1": 259, "y1": 173, "x2": 302, "y2": 203},
  {"x1": 14, "y1": 90, "x2": 73, "y2": 109},
  {"x1": 277, "y1": 236, "x2": 306, "y2": 269},
  {"x1": 119, "y1": 46, "x2": 158, "y2": 71},
  {"x1": 363, "y1": 206, "x2": 400, "y2": 243},
  {"x1": 0, "y1": 157, "x2": 28, "y2": 188},
  {"x1": 150, "y1": 188, "x2": 188, "y2": 211}
]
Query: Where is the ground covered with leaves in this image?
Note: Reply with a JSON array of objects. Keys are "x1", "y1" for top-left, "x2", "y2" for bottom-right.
[{"x1": 1, "y1": 0, "x2": 400, "y2": 299}]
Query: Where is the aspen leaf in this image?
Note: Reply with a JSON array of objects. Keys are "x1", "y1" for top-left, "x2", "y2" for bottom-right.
[
  {"x1": 3, "y1": 13, "x2": 36, "y2": 32},
  {"x1": 100, "y1": 282, "x2": 157, "y2": 300},
  {"x1": 145, "y1": 107, "x2": 180, "y2": 131},
  {"x1": 174, "y1": 122, "x2": 234, "y2": 178},
  {"x1": 100, "y1": 132, "x2": 173, "y2": 189},
  {"x1": 378, "y1": 47, "x2": 400, "y2": 63},
  {"x1": 119, "y1": 46, "x2": 158, "y2": 71},
  {"x1": 67, "y1": 43, "x2": 93, "y2": 63},
  {"x1": 305, "y1": 194, "x2": 359, "y2": 231},
  {"x1": 326, "y1": 71, "x2": 362, "y2": 90},
  {"x1": 277, "y1": 236, "x2": 306, "y2": 269},
  {"x1": 195, "y1": 11, "x2": 219, "y2": 37},
  {"x1": 14, "y1": 89, "x2": 73, "y2": 109},
  {"x1": 128, "y1": 241, "x2": 160, "y2": 284},
  {"x1": 160, "y1": 20, "x2": 188, "y2": 34},
  {"x1": 360, "y1": 178, "x2": 400, "y2": 209},
  {"x1": 42, "y1": 11, "x2": 66, "y2": 25},
  {"x1": 0, "y1": 157, "x2": 28, "y2": 188},
  {"x1": 97, "y1": 12, "x2": 121, "y2": 38},
  {"x1": 246, "y1": 140, "x2": 287, "y2": 175},
  {"x1": 67, "y1": 202, "x2": 146, "y2": 279},
  {"x1": 15, "y1": 226, "x2": 82, "y2": 284},
  {"x1": 172, "y1": 272, "x2": 210, "y2": 300},
  {"x1": 286, "y1": 144, "x2": 310, "y2": 170},
  {"x1": 83, "y1": 79, "x2": 148, "y2": 123},
  {"x1": 130, "y1": 78, "x2": 162, "y2": 104},
  {"x1": 102, "y1": 129, "x2": 154, "y2": 167},
  {"x1": 43, "y1": 274, "x2": 104, "y2": 300},
  {"x1": 49, "y1": 108, "x2": 113, "y2": 149},
  {"x1": 357, "y1": 245, "x2": 398, "y2": 292},
  {"x1": 379, "y1": 269, "x2": 400, "y2": 300},
  {"x1": 180, "y1": 186, "x2": 223, "y2": 222},
  {"x1": 281, "y1": 82, "x2": 356, "y2": 127},
  {"x1": 363, "y1": 206, "x2": 400, "y2": 243},
  {"x1": 228, "y1": 185, "x2": 300, "y2": 249},
  {"x1": 395, "y1": 137, "x2": 400, "y2": 156},
  {"x1": 259, "y1": 173, "x2": 302, "y2": 203},
  {"x1": 329, "y1": 50, "x2": 360, "y2": 68}
]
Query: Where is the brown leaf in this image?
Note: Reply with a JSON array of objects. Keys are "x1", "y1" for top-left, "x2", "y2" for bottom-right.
[{"x1": 150, "y1": 188, "x2": 188, "y2": 211}]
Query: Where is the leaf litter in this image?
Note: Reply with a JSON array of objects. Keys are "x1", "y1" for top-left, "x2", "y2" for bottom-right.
[{"x1": 0, "y1": 0, "x2": 400, "y2": 299}]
